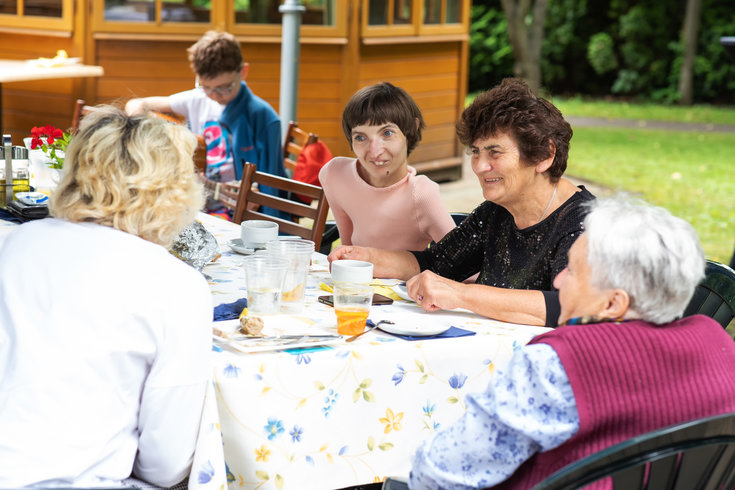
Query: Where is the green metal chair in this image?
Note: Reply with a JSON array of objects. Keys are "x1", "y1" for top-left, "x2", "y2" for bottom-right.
[
  {"x1": 682, "y1": 260, "x2": 735, "y2": 328},
  {"x1": 533, "y1": 412, "x2": 735, "y2": 490},
  {"x1": 379, "y1": 413, "x2": 735, "y2": 490}
]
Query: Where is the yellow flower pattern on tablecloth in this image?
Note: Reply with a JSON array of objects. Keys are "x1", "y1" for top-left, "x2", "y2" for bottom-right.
[
  {"x1": 379, "y1": 408, "x2": 404, "y2": 434},
  {"x1": 255, "y1": 445, "x2": 271, "y2": 462}
]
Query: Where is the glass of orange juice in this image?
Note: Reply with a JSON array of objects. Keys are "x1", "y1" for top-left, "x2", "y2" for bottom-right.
[{"x1": 333, "y1": 283, "x2": 373, "y2": 335}]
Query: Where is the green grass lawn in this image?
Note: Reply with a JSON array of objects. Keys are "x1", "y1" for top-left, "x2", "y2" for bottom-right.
[
  {"x1": 567, "y1": 127, "x2": 734, "y2": 263},
  {"x1": 555, "y1": 96, "x2": 735, "y2": 263},
  {"x1": 554, "y1": 97, "x2": 735, "y2": 126}
]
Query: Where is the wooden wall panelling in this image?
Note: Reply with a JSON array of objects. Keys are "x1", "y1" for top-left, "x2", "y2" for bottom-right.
[
  {"x1": 95, "y1": 39, "x2": 193, "y2": 103},
  {"x1": 357, "y1": 42, "x2": 463, "y2": 179},
  {"x1": 0, "y1": 33, "x2": 79, "y2": 144},
  {"x1": 290, "y1": 43, "x2": 344, "y2": 155}
]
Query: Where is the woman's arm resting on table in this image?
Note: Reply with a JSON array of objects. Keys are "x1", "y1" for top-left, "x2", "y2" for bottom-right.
[
  {"x1": 328, "y1": 245, "x2": 421, "y2": 281},
  {"x1": 409, "y1": 344, "x2": 578, "y2": 489},
  {"x1": 407, "y1": 270, "x2": 548, "y2": 326}
]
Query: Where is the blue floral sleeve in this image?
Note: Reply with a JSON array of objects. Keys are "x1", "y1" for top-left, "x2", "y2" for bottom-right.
[{"x1": 408, "y1": 344, "x2": 579, "y2": 489}]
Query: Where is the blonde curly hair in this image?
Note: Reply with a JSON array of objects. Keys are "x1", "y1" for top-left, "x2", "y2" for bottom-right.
[{"x1": 50, "y1": 105, "x2": 205, "y2": 247}]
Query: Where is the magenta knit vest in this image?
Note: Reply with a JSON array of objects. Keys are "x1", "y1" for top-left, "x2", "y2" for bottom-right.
[{"x1": 492, "y1": 314, "x2": 735, "y2": 490}]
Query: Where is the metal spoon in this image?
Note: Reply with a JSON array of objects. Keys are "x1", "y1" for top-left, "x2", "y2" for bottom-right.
[{"x1": 346, "y1": 320, "x2": 395, "y2": 342}]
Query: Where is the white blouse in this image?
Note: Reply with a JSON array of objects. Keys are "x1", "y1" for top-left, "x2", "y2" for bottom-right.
[{"x1": 0, "y1": 218, "x2": 212, "y2": 487}]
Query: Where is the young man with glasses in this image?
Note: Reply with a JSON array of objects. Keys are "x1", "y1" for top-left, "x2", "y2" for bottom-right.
[{"x1": 125, "y1": 31, "x2": 286, "y2": 215}]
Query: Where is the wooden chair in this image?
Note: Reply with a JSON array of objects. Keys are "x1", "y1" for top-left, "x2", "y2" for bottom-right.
[
  {"x1": 233, "y1": 162, "x2": 329, "y2": 250},
  {"x1": 71, "y1": 98, "x2": 94, "y2": 133},
  {"x1": 198, "y1": 175, "x2": 241, "y2": 212},
  {"x1": 71, "y1": 99, "x2": 206, "y2": 170},
  {"x1": 283, "y1": 121, "x2": 318, "y2": 173}
]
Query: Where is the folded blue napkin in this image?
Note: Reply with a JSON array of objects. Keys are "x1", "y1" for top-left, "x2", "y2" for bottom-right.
[
  {"x1": 392, "y1": 326, "x2": 476, "y2": 341},
  {"x1": 213, "y1": 298, "x2": 248, "y2": 321}
]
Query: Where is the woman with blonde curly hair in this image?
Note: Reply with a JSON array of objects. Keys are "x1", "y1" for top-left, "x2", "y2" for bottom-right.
[{"x1": 0, "y1": 106, "x2": 211, "y2": 487}]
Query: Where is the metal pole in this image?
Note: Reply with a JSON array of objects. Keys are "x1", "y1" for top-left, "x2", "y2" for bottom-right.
[{"x1": 278, "y1": 0, "x2": 305, "y2": 143}]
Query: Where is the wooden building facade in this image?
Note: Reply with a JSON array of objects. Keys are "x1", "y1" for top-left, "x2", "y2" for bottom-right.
[{"x1": 0, "y1": 0, "x2": 470, "y2": 180}]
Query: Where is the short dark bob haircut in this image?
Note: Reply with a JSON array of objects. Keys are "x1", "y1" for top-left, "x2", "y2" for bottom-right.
[
  {"x1": 342, "y1": 82, "x2": 426, "y2": 156},
  {"x1": 456, "y1": 77, "x2": 572, "y2": 182}
]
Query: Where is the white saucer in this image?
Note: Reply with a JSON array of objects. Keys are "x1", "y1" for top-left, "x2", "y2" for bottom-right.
[
  {"x1": 391, "y1": 283, "x2": 413, "y2": 302},
  {"x1": 228, "y1": 238, "x2": 254, "y2": 255},
  {"x1": 378, "y1": 319, "x2": 451, "y2": 337}
]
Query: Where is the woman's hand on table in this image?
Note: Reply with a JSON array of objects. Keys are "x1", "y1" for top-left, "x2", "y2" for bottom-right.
[
  {"x1": 328, "y1": 245, "x2": 372, "y2": 263},
  {"x1": 407, "y1": 270, "x2": 464, "y2": 312},
  {"x1": 328, "y1": 246, "x2": 421, "y2": 280}
]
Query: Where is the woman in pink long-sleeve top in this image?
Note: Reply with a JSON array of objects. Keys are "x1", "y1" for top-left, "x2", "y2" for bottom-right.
[{"x1": 319, "y1": 82, "x2": 455, "y2": 251}]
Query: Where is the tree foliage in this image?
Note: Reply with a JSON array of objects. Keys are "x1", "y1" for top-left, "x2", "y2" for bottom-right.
[{"x1": 469, "y1": 0, "x2": 735, "y2": 104}]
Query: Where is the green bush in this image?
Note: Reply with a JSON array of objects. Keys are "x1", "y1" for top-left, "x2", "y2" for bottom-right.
[
  {"x1": 587, "y1": 32, "x2": 618, "y2": 75},
  {"x1": 469, "y1": 0, "x2": 735, "y2": 104},
  {"x1": 468, "y1": 5, "x2": 514, "y2": 93}
]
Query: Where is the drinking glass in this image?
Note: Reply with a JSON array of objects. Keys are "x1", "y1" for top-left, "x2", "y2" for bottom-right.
[
  {"x1": 333, "y1": 283, "x2": 373, "y2": 335},
  {"x1": 242, "y1": 255, "x2": 288, "y2": 315}
]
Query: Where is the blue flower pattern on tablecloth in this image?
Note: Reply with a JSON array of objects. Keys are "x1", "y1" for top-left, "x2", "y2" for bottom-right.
[
  {"x1": 421, "y1": 401, "x2": 441, "y2": 432},
  {"x1": 295, "y1": 353, "x2": 311, "y2": 364},
  {"x1": 448, "y1": 373, "x2": 467, "y2": 389},
  {"x1": 422, "y1": 402, "x2": 435, "y2": 416},
  {"x1": 409, "y1": 344, "x2": 579, "y2": 489},
  {"x1": 392, "y1": 365, "x2": 406, "y2": 386},
  {"x1": 264, "y1": 418, "x2": 285, "y2": 440},
  {"x1": 223, "y1": 363, "x2": 240, "y2": 378},
  {"x1": 290, "y1": 425, "x2": 303, "y2": 443},
  {"x1": 197, "y1": 460, "x2": 215, "y2": 484},
  {"x1": 322, "y1": 389, "x2": 339, "y2": 417}
]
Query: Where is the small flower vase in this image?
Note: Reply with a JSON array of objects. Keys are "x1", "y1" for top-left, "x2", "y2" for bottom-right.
[{"x1": 29, "y1": 151, "x2": 62, "y2": 196}]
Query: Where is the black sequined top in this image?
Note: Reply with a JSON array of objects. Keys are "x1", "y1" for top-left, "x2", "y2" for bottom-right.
[{"x1": 412, "y1": 186, "x2": 595, "y2": 326}]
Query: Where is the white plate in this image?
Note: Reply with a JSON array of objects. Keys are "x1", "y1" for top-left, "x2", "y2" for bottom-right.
[
  {"x1": 378, "y1": 319, "x2": 451, "y2": 337},
  {"x1": 228, "y1": 238, "x2": 254, "y2": 255},
  {"x1": 391, "y1": 283, "x2": 413, "y2": 302}
]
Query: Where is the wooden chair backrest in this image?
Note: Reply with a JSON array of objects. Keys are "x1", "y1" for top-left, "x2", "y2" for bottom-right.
[
  {"x1": 233, "y1": 162, "x2": 329, "y2": 249},
  {"x1": 283, "y1": 121, "x2": 318, "y2": 173},
  {"x1": 198, "y1": 174, "x2": 240, "y2": 211},
  {"x1": 72, "y1": 99, "x2": 206, "y2": 170}
]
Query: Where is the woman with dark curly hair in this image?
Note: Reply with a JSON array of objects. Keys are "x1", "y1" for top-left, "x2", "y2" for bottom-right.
[{"x1": 329, "y1": 78, "x2": 595, "y2": 327}]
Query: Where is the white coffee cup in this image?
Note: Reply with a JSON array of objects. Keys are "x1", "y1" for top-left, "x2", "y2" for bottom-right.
[
  {"x1": 241, "y1": 220, "x2": 279, "y2": 250},
  {"x1": 331, "y1": 259, "x2": 373, "y2": 284}
]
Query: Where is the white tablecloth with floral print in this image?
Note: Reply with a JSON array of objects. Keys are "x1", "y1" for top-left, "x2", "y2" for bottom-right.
[{"x1": 191, "y1": 213, "x2": 552, "y2": 490}]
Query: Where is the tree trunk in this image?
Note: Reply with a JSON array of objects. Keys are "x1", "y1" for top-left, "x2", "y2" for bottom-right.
[
  {"x1": 678, "y1": 0, "x2": 702, "y2": 106},
  {"x1": 500, "y1": 0, "x2": 549, "y2": 93}
]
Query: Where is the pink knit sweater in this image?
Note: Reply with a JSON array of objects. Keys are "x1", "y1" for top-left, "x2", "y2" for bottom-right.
[{"x1": 318, "y1": 157, "x2": 455, "y2": 251}]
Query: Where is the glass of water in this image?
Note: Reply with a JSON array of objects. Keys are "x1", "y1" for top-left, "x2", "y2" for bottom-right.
[{"x1": 242, "y1": 255, "x2": 289, "y2": 315}]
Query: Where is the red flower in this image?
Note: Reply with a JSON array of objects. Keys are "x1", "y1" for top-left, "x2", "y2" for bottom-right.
[{"x1": 28, "y1": 124, "x2": 70, "y2": 169}]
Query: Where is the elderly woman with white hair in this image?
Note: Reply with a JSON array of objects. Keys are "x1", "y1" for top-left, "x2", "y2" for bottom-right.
[
  {"x1": 404, "y1": 195, "x2": 735, "y2": 490},
  {"x1": 0, "y1": 106, "x2": 210, "y2": 487}
]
